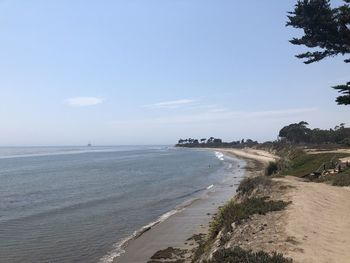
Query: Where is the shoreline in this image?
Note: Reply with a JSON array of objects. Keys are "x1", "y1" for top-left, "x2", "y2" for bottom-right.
[
  {"x1": 112, "y1": 148, "x2": 273, "y2": 263},
  {"x1": 193, "y1": 148, "x2": 350, "y2": 263}
]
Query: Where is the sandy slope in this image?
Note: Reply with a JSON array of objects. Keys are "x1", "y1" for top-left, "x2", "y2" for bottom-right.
[{"x1": 277, "y1": 177, "x2": 350, "y2": 263}]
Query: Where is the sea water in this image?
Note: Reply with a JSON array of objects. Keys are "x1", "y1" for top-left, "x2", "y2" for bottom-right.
[{"x1": 0, "y1": 146, "x2": 243, "y2": 263}]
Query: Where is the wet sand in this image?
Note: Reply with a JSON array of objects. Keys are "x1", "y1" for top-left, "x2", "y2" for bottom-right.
[{"x1": 114, "y1": 154, "x2": 247, "y2": 263}]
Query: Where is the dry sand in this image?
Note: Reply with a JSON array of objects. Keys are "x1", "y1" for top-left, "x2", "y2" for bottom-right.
[
  {"x1": 216, "y1": 148, "x2": 279, "y2": 164},
  {"x1": 276, "y1": 176, "x2": 350, "y2": 263},
  {"x1": 212, "y1": 149, "x2": 350, "y2": 263}
]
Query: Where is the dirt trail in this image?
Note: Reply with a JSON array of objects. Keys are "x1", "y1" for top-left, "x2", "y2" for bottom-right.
[
  {"x1": 277, "y1": 177, "x2": 350, "y2": 263},
  {"x1": 305, "y1": 149, "x2": 350, "y2": 155},
  {"x1": 305, "y1": 148, "x2": 350, "y2": 163},
  {"x1": 218, "y1": 148, "x2": 350, "y2": 262}
]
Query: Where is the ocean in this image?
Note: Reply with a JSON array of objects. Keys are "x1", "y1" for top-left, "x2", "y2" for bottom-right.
[{"x1": 0, "y1": 146, "x2": 244, "y2": 263}]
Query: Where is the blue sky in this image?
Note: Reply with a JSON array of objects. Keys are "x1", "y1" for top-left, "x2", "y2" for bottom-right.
[{"x1": 0, "y1": 0, "x2": 348, "y2": 146}]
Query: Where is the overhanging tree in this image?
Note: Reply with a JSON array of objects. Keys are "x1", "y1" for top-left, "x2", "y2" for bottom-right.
[{"x1": 287, "y1": 0, "x2": 350, "y2": 105}]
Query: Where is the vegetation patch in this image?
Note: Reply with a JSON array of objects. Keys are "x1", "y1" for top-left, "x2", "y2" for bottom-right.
[
  {"x1": 203, "y1": 247, "x2": 292, "y2": 263},
  {"x1": 342, "y1": 138, "x2": 350, "y2": 146},
  {"x1": 332, "y1": 171, "x2": 350, "y2": 186},
  {"x1": 316, "y1": 167, "x2": 350, "y2": 186},
  {"x1": 266, "y1": 162, "x2": 279, "y2": 176},
  {"x1": 236, "y1": 176, "x2": 272, "y2": 196},
  {"x1": 281, "y1": 152, "x2": 348, "y2": 177},
  {"x1": 209, "y1": 197, "x2": 289, "y2": 239},
  {"x1": 191, "y1": 195, "x2": 290, "y2": 262}
]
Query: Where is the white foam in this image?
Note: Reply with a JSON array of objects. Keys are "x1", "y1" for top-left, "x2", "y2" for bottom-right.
[
  {"x1": 207, "y1": 184, "x2": 214, "y2": 190},
  {"x1": 98, "y1": 208, "x2": 183, "y2": 263},
  {"x1": 215, "y1": 151, "x2": 224, "y2": 161},
  {"x1": 0, "y1": 148, "x2": 121, "y2": 159},
  {"x1": 99, "y1": 151, "x2": 225, "y2": 263}
]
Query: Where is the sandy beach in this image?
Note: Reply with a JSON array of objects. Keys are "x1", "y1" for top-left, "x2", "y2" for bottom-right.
[
  {"x1": 114, "y1": 150, "x2": 254, "y2": 263},
  {"x1": 216, "y1": 148, "x2": 279, "y2": 164},
  {"x1": 114, "y1": 147, "x2": 350, "y2": 263},
  {"x1": 114, "y1": 148, "x2": 279, "y2": 263},
  {"x1": 115, "y1": 182, "x2": 240, "y2": 263}
]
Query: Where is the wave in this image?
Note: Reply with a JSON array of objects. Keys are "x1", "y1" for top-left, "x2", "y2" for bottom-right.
[
  {"x1": 215, "y1": 151, "x2": 224, "y2": 161},
  {"x1": 0, "y1": 191, "x2": 131, "y2": 224},
  {"x1": 0, "y1": 148, "x2": 127, "y2": 159},
  {"x1": 0, "y1": 146, "x2": 165, "y2": 160},
  {"x1": 207, "y1": 184, "x2": 214, "y2": 190},
  {"x1": 98, "y1": 208, "x2": 183, "y2": 263},
  {"x1": 98, "y1": 185, "x2": 216, "y2": 263}
]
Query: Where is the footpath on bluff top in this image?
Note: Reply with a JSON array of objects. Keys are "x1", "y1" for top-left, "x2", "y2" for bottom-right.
[{"x1": 225, "y1": 148, "x2": 350, "y2": 263}]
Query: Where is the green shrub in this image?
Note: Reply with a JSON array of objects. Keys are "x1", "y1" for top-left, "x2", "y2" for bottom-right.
[
  {"x1": 192, "y1": 196, "x2": 290, "y2": 262},
  {"x1": 313, "y1": 167, "x2": 350, "y2": 186},
  {"x1": 332, "y1": 172, "x2": 350, "y2": 186},
  {"x1": 236, "y1": 176, "x2": 271, "y2": 195},
  {"x1": 266, "y1": 162, "x2": 278, "y2": 176},
  {"x1": 209, "y1": 197, "x2": 289, "y2": 239},
  {"x1": 341, "y1": 138, "x2": 350, "y2": 146},
  {"x1": 281, "y1": 152, "x2": 348, "y2": 177},
  {"x1": 204, "y1": 247, "x2": 292, "y2": 263}
]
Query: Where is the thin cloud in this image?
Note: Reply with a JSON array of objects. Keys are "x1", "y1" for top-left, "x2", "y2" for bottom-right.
[
  {"x1": 111, "y1": 107, "x2": 318, "y2": 126},
  {"x1": 144, "y1": 99, "x2": 195, "y2": 109},
  {"x1": 244, "y1": 107, "x2": 318, "y2": 117},
  {"x1": 64, "y1": 97, "x2": 104, "y2": 107}
]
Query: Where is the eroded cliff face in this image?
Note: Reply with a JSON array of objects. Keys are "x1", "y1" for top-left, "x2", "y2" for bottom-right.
[
  {"x1": 148, "y1": 155, "x2": 294, "y2": 263},
  {"x1": 193, "y1": 176, "x2": 293, "y2": 263}
]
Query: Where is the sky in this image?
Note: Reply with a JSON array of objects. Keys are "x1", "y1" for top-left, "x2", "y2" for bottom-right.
[{"x1": 0, "y1": 0, "x2": 348, "y2": 146}]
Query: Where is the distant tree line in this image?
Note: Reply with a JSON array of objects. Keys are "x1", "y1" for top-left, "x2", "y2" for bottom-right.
[
  {"x1": 278, "y1": 121, "x2": 350, "y2": 145},
  {"x1": 176, "y1": 137, "x2": 259, "y2": 148},
  {"x1": 176, "y1": 122, "x2": 350, "y2": 148}
]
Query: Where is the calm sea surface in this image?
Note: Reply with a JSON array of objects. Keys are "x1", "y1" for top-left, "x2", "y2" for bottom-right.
[{"x1": 0, "y1": 146, "x2": 243, "y2": 263}]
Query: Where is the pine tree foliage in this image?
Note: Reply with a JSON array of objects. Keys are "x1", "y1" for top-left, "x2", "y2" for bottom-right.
[{"x1": 287, "y1": 0, "x2": 350, "y2": 105}]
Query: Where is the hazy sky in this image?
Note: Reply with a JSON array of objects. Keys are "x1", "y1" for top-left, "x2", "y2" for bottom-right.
[{"x1": 0, "y1": 0, "x2": 348, "y2": 146}]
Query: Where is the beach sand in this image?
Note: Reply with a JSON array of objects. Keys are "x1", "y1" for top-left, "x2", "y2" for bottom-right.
[
  {"x1": 217, "y1": 147, "x2": 279, "y2": 164},
  {"x1": 114, "y1": 150, "x2": 255, "y2": 263},
  {"x1": 115, "y1": 184, "x2": 238, "y2": 263},
  {"x1": 113, "y1": 148, "x2": 278, "y2": 263},
  {"x1": 114, "y1": 147, "x2": 350, "y2": 263}
]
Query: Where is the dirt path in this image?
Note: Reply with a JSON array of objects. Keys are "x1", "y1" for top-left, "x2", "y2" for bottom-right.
[
  {"x1": 277, "y1": 177, "x2": 350, "y2": 263},
  {"x1": 305, "y1": 149, "x2": 350, "y2": 155},
  {"x1": 305, "y1": 148, "x2": 350, "y2": 163}
]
